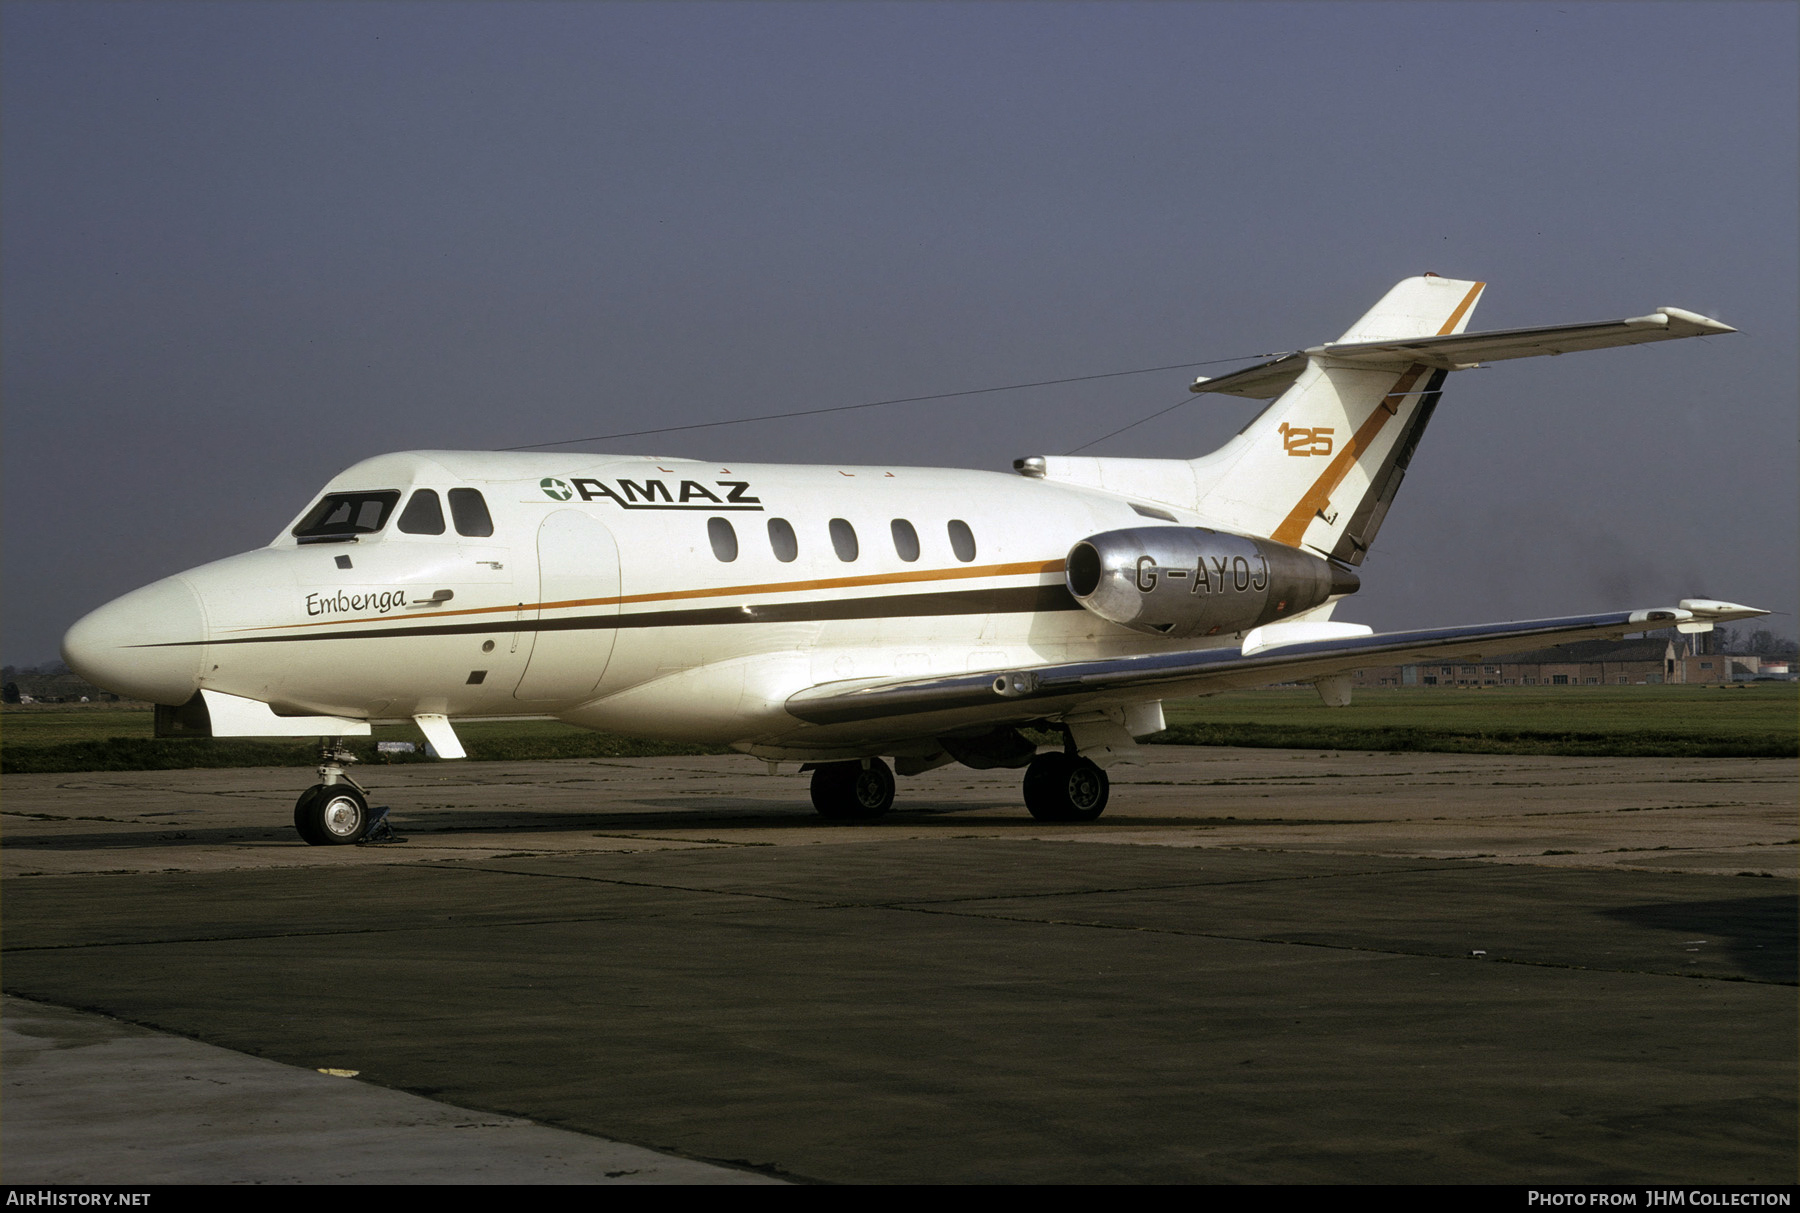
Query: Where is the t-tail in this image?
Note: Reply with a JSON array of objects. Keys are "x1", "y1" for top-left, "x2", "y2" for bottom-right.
[
  {"x1": 1018, "y1": 275, "x2": 1733, "y2": 566},
  {"x1": 1187, "y1": 274, "x2": 1484, "y2": 565}
]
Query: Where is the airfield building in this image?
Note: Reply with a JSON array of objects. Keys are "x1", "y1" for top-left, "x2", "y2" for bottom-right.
[{"x1": 1350, "y1": 638, "x2": 1764, "y2": 688}]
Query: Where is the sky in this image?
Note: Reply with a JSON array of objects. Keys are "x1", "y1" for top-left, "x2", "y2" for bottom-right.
[{"x1": 4, "y1": 1, "x2": 1796, "y2": 667}]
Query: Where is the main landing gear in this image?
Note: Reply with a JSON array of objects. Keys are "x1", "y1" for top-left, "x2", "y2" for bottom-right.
[
  {"x1": 1022, "y1": 751, "x2": 1110, "y2": 822},
  {"x1": 806, "y1": 749, "x2": 1110, "y2": 823},
  {"x1": 293, "y1": 740, "x2": 397, "y2": 845},
  {"x1": 810, "y1": 757, "x2": 896, "y2": 820}
]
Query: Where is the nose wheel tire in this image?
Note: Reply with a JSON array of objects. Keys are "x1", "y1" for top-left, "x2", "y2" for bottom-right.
[
  {"x1": 810, "y1": 758, "x2": 895, "y2": 820},
  {"x1": 294, "y1": 784, "x2": 371, "y2": 845},
  {"x1": 1023, "y1": 753, "x2": 1110, "y2": 822}
]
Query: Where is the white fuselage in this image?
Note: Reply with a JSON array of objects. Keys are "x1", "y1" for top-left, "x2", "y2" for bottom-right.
[{"x1": 66, "y1": 449, "x2": 1253, "y2": 759}]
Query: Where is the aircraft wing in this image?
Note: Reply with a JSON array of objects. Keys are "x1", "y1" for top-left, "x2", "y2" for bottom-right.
[{"x1": 784, "y1": 600, "x2": 1766, "y2": 728}]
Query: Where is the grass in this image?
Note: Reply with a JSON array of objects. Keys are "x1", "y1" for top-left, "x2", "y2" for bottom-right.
[{"x1": 2, "y1": 684, "x2": 1793, "y2": 773}]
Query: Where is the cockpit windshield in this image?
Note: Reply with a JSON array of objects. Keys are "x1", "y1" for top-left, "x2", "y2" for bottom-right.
[{"x1": 291, "y1": 491, "x2": 401, "y2": 542}]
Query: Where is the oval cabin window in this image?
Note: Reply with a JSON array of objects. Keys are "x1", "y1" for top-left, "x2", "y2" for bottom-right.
[
  {"x1": 767, "y1": 517, "x2": 798, "y2": 562},
  {"x1": 829, "y1": 518, "x2": 859, "y2": 562},
  {"x1": 947, "y1": 519, "x2": 977, "y2": 562},
  {"x1": 890, "y1": 519, "x2": 920, "y2": 562},
  {"x1": 707, "y1": 517, "x2": 739, "y2": 562}
]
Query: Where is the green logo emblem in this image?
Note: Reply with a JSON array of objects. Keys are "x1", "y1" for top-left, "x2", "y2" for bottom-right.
[{"x1": 540, "y1": 478, "x2": 573, "y2": 501}]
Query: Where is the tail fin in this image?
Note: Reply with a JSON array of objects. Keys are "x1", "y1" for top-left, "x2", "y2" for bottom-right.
[
  {"x1": 1016, "y1": 277, "x2": 1730, "y2": 565},
  {"x1": 1334, "y1": 274, "x2": 1486, "y2": 343},
  {"x1": 1188, "y1": 276, "x2": 1485, "y2": 565}
]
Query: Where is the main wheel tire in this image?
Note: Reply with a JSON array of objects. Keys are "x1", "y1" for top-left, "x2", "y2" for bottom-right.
[
  {"x1": 294, "y1": 784, "x2": 370, "y2": 845},
  {"x1": 294, "y1": 786, "x2": 328, "y2": 845},
  {"x1": 809, "y1": 764, "x2": 853, "y2": 819},
  {"x1": 810, "y1": 758, "x2": 895, "y2": 820},
  {"x1": 1023, "y1": 753, "x2": 1109, "y2": 822}
]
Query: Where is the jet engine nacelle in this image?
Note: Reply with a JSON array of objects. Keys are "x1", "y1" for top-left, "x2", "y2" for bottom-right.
[{"x1": 1066, "y1": 527, "x2": 1359, "y2": 638}]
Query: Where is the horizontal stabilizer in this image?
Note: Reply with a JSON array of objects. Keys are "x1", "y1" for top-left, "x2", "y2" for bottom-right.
[
  {"x1": 1187, "y1": 354, "x2": 1308, "y2": 399},
  {"x1": 1311, "y1": 307, "x2": 1735, "y2": 370},
  {"x1": 1191, "y1": 306, "x2": 1734, "y2": 397}
]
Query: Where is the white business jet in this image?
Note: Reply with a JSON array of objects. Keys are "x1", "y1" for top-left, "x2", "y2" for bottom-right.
[{"x1": 62, "y1": 276, "x2": 1763, "y2": 844}]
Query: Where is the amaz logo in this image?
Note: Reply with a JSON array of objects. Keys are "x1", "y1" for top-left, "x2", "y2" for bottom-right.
[{"x1": 541, "y1": 475, "x2": 762, "y2": 511}]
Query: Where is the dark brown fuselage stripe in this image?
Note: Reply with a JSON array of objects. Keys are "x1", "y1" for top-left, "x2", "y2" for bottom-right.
[{"x1": 139, "y1": 584, "x2": 1083, "y2": 648}]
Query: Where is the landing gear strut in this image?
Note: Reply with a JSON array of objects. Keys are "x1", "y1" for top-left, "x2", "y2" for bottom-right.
[
  {"x1": 294, "y1": 740, "x2": 374, "y2": 845},
  {"x1": 810, "y1": 758, "x2": 896, "y2": 820},
  {"x1": 1023, "y1": 751, "x2": 1109, "y2": 822}
]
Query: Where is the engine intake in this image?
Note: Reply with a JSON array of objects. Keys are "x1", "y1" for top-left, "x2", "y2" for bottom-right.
[{"x1": 1066, "y1": 527, "x2": 1358, "y2": 638}]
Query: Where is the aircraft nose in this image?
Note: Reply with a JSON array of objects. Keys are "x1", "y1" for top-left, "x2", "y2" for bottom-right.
[{"x1": 61, "y1": 576, "x2": 207, "y2": 705}]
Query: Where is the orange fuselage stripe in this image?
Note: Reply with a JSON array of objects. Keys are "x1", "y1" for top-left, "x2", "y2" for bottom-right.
[
  {"x1": 1270, "y1": 280, "x2": 1483, "y2": 548},
  {"x1": 232, "y1": 558, "x2": 1069, "y2": 633}
]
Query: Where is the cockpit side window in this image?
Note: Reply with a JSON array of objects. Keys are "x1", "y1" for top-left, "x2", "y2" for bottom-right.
[
  {"x1": 292, "y1": 491, "x2": 401, "y2": 542},
  {"x1": 397, "y1": 490, "x2": 446, "y2": 535},
  {"x1": 448, "y1": 488, "x2": 494, "y2": 537}
]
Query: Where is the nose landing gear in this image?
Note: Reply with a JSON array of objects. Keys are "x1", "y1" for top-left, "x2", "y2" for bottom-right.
[
  {"x1": 293, "y1": 740, "x2": 396, "y2": 845},
  {"x1": 294, "y1": 783, "x2": 370, "y2": 845}
]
